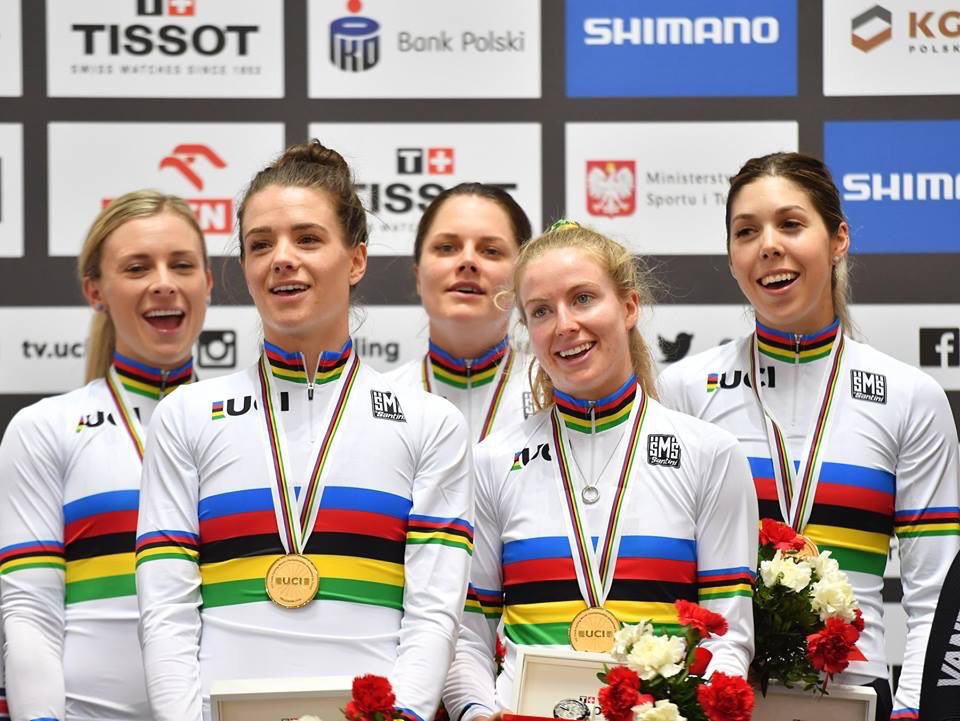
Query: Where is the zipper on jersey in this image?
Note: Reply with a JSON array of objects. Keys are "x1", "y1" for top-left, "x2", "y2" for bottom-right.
[
  {"x1": 589, "y1": 401, "x2": 597, "y2": 490},
  {"x1": 792, "y1": 333, "x2": 801, "y2": 425},
  {"x1": 159, "y1": 368, "x2": 169, "y2": 396}
]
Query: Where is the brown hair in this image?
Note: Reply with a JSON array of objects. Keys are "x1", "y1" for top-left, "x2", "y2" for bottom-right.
[
  {"x1": 237, "y1": 139, "x2": 367, "y2": 257},
  {"x1": 413, "y1": 182, "x2": 532, "y2": 263},
  {"x1": 78, "y1": 190, "x2": 206, "y2": 383},
  {"x1": 725, "y1": 152, "x2": 853, "y2": 332},
  {"x1": 512, "y1": 223, "x2": 658, "y2": 411}
]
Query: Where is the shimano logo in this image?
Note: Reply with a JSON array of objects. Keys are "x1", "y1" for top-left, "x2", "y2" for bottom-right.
[
  {"x1": 583, "y1": 16, "x2": 779, "y2": 46},
  {"x1": 842, "y1": 172, "x2": 960, "y2": 201}
]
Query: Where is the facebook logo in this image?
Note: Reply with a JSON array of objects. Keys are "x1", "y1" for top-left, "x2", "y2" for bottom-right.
[{"x1": 919, "y1": 328, "x2": 960, "y2": 368}]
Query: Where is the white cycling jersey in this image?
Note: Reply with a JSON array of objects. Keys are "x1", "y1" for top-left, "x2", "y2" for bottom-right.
[
  {"x1": 657, "y1": 320, "x2": 960, "y2": 721},
  {"x1": 0, "y1": 354, "x2": 194, "y2": 721},
  {"x1": 135, "y1": 339, "x2": 474, "y2": 721},
  {"x1": 443, "y1": 376, "x2": 758, "y2": 721},
  {"x1": 386, "y1": 337, "x2": 533, "y2": 443}
]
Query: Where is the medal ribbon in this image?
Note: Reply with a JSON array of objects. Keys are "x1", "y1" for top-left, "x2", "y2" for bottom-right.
[
  {"x1": 422, "y1": 347, "x2": 514, "y2": 442},
  {"x1": 105, "y1": 367, "x2": 145, "y2": 462},
  {"x1": 257, "y1": 348, "x2": 360, "y2": 554},
  {"x1": 551, "y1": 390, "x2": 648, "y2": 607},
  {"x1": 749, "y1": 331, "x2": 846, "y2": 532}
]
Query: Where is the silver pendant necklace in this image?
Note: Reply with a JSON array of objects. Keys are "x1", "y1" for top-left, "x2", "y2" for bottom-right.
[{"x1": 581, "y1": 485, "x2": 601, "y2": 504}]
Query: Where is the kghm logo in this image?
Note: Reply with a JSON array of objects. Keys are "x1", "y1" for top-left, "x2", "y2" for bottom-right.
[
  {"x1": 330, "y1": 0, "x2": 380, "y2": 72},
  {"x1": 586, "y1": 160, "x2": 635, "y2": 218},
  {"x1": 852, "y1": 5, "x2": 892, "y2": 52},
  {"x1": 583, "y1": 16, "x2": 779, "y2": 46}
]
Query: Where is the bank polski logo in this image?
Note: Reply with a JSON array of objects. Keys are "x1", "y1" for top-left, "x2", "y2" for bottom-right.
[
  {"x1": 330, "y1": 0, "x2": 380, "y2": 72},
  {"x1": 586, "y1": 160, "x2": 636, "y2": 217}
]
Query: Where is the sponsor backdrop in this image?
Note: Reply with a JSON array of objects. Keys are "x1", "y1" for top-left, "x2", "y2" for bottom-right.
[{"x1": 0, "y1": 0, "x2": 958, "y2": 677}]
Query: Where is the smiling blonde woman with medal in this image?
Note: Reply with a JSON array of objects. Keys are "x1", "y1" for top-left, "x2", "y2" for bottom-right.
[
  {"x1": 442, "y1": 222, "x2": 758, "y2": 721},
  {"x1": 387, "y1": 184, "x2": 534, "y2": 441},
  {"x1": 135, "y1": 141, "x2": 474, "y2": 721},
  {"x1": 0, "y1": 191, "x2": 211, "y2": 721},
  {"x1": 657, "y1": 153, "x2": 960, "y2": 721}
]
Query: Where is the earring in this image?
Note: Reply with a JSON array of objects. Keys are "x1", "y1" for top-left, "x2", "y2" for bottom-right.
[
  {"x1": 832, "y1": 256, "x2": 841, "y2": 265},
  {"x1": 95, "y1": 303, "x2": 105, "y2": 312}
]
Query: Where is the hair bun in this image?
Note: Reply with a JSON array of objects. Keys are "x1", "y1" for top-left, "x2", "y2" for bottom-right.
[{"x1": 276, "y1": 139, "x2": 349, "y2": 172}]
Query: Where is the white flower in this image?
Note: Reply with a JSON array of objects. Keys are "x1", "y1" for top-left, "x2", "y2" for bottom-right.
[
  {"x1": 612, "y1": 620, "x2": 653, "y2": 660},
  {"x1": 626, "y1": 633, "x2": 686, "y2": 681},
  {"x1": 810, "y1": 550, "x2": 840, "y2": 580},
  {"x1": 760, "y1": 550, "x2": 812, "y2": 592},
  {"x1": 632, "y1": 698, "x2": 686, "y2": 721},
  {"x1": 810, "y1": 570, "x2": 858, "y2": 622}
]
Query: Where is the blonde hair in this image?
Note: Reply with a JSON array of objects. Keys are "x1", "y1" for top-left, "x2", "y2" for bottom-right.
[
  {"x1": 78, "y1": 191, "x2": 206, "y2": 382},
  {"x1": 512, "y1": 223, "x2": 659, "y2": 411}
]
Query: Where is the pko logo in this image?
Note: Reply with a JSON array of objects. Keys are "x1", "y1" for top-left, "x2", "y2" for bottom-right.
[
  {"x1": 583, "y1": 16, "x2": 779, "y2": 46},
  {"x1": 566, "y1": 0, "x2": 796, "y2": 97},
  {"x1": 72, "y1": 0, "x2": 258, "y2": 57},
  {"x1": 825, "y1": 120, "x2": 960, "y2": 252},
  {"x1": 851, "y1": 5, "x2": 892, "y2": 52},
  {"x1": 330, "y1": 0, "x2": 380, "y2": 72},
  {"x1": 586, "y1": 160, "x2": 635, "y2": 217}
]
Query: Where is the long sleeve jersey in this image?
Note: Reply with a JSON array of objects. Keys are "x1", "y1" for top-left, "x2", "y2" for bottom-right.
[
  {"x1": 135, "y1": 342, "x2": 474, "y2": 721},
  {"x1": 657, "y1": 322, "x2": 960, "y2": 721},
  {"x1": 443, "y1": 378, "x2": 758, "y2": 721},
  {"x1": 385, "y1": 337, "x2": 534, "y2": 443},
  {"x1": 0, "y1": 355, "x2": 194, "y2": 721}
]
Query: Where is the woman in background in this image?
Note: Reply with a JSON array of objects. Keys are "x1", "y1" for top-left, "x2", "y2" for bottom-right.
[
  {"x1": 0, "y1": 191, "x2": 211, "y2": 721},
  {"x1": 388, "y1": 183, "x2": 533, "y2": 441},
  {"x1": 657, "y1": 152, "x2": 960, "y2": 721}
]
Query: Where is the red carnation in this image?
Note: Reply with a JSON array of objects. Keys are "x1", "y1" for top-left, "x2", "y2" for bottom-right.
[
  {"x1": 495, "y1": 636, "x2": 507, "y2": 675},
  {"x1": 598, "y1": 667, "x2": 650, "y2": 721},
  {"x1": 851, "y1": 608, "x2": 865, "y2": 633},
  {"x1": 696, "y1": 672, "x2": 755, "y2": 721},
  {"x1": 807, "y1": 617, "x2": 861, "y2": 675},
  {"x1": 689, "y1": 646, "x2": 713, "y2": 676},
  {"x1": 345, "y1": 675, "x2": 396, "y2": 721},
  {"x1": 759, "y1": 518, "x2": 806, "y2": 552},
  {"x1": 675, "y1": 599, "x2": 729, "y2": 639}
]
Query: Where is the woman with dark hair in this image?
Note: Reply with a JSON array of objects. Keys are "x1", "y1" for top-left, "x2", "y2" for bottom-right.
[
  {"x1": 135, "y1": 141, "x2": 473, "y2": 721},
  {"x1": 658, "y1": 152, "x2": 960, "y2": 721},
  {"x1": 388, "y1": 183, "x2": 534, "y2": 441},
  {"x1": 443, "y1": 222, "x2": 758, "y2": 721},
  {"x1": 0, "y1": 191, "x2": 211, "y2": 721}
]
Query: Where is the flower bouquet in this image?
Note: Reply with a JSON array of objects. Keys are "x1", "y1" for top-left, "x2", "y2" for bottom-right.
[
  {"x1": 597, "y1": 600, "x2": 754, "y2": 721},
  {"x1": 342, "y1": 675, "x2": 400, "y2": 721},
  {"x1": 752, "y1": 519, "x2": 865, "y2": 695}
]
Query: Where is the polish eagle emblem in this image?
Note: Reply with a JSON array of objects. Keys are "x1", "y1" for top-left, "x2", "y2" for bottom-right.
[{"x1": 586, "y1": 160, "x2": 636, "y2": 217}]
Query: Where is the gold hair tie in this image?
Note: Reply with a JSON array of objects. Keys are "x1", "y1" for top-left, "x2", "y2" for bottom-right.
[{"x1": 548, "y1": 218, "x2": 581, "y2": 232}]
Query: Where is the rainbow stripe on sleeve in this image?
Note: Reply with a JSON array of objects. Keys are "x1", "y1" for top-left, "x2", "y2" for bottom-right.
[
  {"x1": 501, "y1": 534, "x2": 697, "y2": 645},
  {"x1": 64, "y1": 489, "x2": 140, "y2": 604},
  {"x1": 135, "y1": 529, "x2": 201, "y2": 566},
  {"x1": 894, "y1": 506, "x2": 960, "y2": 538},
  {"x1": 890, "y1": 708, "x2": 919, "y2": 720},
  {"x1": 407, "y1": 514, "x2": 474, "y2": 554},
  {"x1": 697, "y1": 566, "x2": 754, "y2": 600},
  {"x1": 0, "y1": 539, "x2": 65, "y2": 575},
  {"x1": 465, "y1": 583, "x2": 503, "y2": 619}
]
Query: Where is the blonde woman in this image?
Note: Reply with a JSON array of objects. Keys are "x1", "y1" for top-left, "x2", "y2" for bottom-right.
[
  {"x1": 443, "y1": 222, "x2": 758, "y2": 720},
  {"x1": 0, "y1": 191, "x2": 211, "y2": 721}
]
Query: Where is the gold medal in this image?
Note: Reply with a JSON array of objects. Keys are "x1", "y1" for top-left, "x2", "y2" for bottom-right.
[
  {"x1": 265, "y1": 554, "x2": 319, "y2": 609},
  {"x1": 568, "y1": 606, "x2": 621, "y2": 652}
]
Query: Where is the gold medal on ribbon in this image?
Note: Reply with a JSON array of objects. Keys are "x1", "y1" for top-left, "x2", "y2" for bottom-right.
[
  {"x1": 568, "y1": 606, "x2": 621, "y2": 652},
  {"x1": 265, "y1": 554, "x2": 320, "y2": 609}
]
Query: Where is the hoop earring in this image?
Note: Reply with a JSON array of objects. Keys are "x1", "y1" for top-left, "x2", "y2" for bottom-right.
[{"x1": 95, "y1": 303, "x2": 105, "y2": 312}]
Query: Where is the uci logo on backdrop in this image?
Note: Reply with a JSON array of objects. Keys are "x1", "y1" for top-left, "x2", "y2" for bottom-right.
[
  {"x1": 825, "y1": 120, "x2": 960, "y2": 253},
  {"x1": 565, "y1": 0, "x2": 797, "y2": 97}
]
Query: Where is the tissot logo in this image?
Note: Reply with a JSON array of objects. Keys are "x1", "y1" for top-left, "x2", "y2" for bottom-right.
[
  {"x1": 852, "y1": 5, "x2": 892, "y2": 52},
  {"x1": 850, "y1": 369, "x2": 887, "y2": 404},
  {"x1": 920, "y1": 328, "x2": 960, "y2": 367},
  {"x1": 586, "y1": 161, "x2": 635, "y2": 218},
  {"x1": 658, "y1": 332, "x2": 693, "y2": 363},
  {"x1": 396, "y1": 147, "x2": 455, "y2": 176},
  {"x1": 330, "y1": 0, "x2": 380, "y2": 72},
  {"x1": 72, "y1": 0, "x2": 258, "y2": 57}
]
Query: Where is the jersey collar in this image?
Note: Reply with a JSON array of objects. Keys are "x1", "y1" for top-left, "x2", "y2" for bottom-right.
[
  {"x1": 112, "y1": 352, "x2": 194, "y2": 401},
  {"x1": 755, "y1": 318, "x2": 840, "y2": 364},
  {"x1": 262, "y1": 338, "x2": 353, "y2": 386},
  {"x1": 553, "y1": 374, "x2": 637, "y2": 434},
  {"x1": 427, "y1": 335, "x2": 509, "y2": 389}
]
